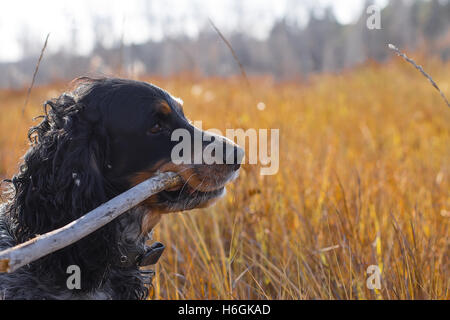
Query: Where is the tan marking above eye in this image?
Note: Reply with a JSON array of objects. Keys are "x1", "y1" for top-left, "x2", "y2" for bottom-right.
[{"x1": 159, "y1": 101, "x2": 172, "y2": 115}]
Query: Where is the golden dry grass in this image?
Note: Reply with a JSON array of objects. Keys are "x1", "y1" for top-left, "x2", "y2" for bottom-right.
[{"x1": 0, "y1": 59, "x2": 449, "y2": 299}]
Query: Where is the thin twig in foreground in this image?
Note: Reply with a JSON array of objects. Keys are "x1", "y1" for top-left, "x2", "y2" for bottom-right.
[
  {"x1": 388, "y1": 44, "x2": 450, "y2": 108},
  {"x1": 22, "y1": 33, "x2": 50, "y2": 115},
  {"x1": 209, "y1": 18, "x2": 252, "y2": 92}
]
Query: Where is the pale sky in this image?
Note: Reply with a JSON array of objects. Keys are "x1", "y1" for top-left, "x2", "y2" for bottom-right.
[{"x1": 0, "y1": 0, "x2": 388, "y2": 62}]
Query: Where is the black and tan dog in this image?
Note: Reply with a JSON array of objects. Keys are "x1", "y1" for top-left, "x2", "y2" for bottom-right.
[{"x1": 0, "y1": 78, "x2": 243, "y2": 299}]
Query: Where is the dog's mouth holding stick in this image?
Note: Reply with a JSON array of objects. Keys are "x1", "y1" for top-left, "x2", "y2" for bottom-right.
[
  {"x1": 145, "y1": 165, "x2": 240, "y2": 214},
  {"x1": 0, "y1": 161, "x2": 241, "y2": 274}
]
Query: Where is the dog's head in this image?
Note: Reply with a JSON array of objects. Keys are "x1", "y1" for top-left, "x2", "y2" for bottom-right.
[{"x1": 73, "y1": 78, "x2": 243, "y2": 229}]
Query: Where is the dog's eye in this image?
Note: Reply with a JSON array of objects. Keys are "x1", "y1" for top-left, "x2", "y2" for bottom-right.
[{"x1": 148, "y1": 122, "x2": 163, "y2": 134}]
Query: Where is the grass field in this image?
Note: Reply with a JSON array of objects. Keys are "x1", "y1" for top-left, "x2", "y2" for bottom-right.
[{"x1": 0, "y1": 58, "x2": 449, "y2": 299}]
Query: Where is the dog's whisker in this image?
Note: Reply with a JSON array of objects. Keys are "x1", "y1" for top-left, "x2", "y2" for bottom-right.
[
  {"x1": 177, "y1": 173, "x2": 196, "y2": 202},
  {"x1": 191, "y1": 177, "x2": 207, "y2": 195}
]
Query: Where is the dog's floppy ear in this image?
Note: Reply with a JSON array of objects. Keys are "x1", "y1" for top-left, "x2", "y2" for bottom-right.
[
  {"x1": 11, "y1": 93, "x2": 110, "y2": 239},
  {"x1": 9, "y1": 91, "x2": 117, "y2": 290}
]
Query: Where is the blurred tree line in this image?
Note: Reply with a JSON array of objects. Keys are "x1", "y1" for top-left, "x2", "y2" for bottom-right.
[{"x1": 1, "y1": 0, "x2": 449, "y2": 88}]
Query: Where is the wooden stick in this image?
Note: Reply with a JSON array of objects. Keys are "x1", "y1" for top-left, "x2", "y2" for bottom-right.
[{"x1": 0, "y1": 171, "x2": 182, "y2": 273}]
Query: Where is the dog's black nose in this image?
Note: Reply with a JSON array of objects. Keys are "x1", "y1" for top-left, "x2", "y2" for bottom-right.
[
  {"x1": 225, "y1": 145, "x2": 244, "y2": 171},
  {"x1": 203, "y1": 133, "x2": 244, "y2": 170}
]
